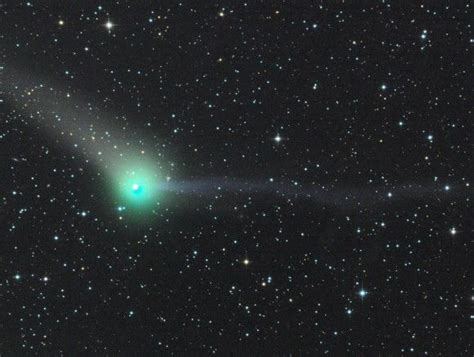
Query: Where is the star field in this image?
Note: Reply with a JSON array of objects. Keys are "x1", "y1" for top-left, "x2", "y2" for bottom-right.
[{"x1": 0, "y1": 2, "x2": 472, "y2": 355}]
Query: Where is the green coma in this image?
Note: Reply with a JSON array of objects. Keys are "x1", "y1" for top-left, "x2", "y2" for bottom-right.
[{"x1": 111, "y1": 156, "x2": 161, "y2": 210}]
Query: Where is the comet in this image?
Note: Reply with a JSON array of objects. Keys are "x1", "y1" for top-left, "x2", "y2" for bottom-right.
[{"x1": 2, "y1": 66, "x2": 458, "y2": 221}]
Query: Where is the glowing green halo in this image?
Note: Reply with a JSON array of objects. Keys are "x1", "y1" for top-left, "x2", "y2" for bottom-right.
[{"x1": 109, "y1": 155, "x2": 162, "y2": 212}]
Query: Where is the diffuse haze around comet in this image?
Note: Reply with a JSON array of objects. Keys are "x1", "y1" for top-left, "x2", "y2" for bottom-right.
[
  {"x1": 2, "y1": 67, "x2": 165, "y2": 211},
  {"x1": 2, "y1": 67, "x2": 457, "y2": 214}
]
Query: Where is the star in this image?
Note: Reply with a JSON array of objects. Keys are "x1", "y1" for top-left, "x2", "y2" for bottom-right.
[
  {"x1": 105, "y1": 20, "x2": 114, "y2": 31},
  {"x1": 450, "y1": 227, "x2": 457, "y2": 235},
  {"x1": 274, "y1": 134, "x2": 282, "y2": 143},
  {"x1": 358, "y1": 289, "x2": 368, "y2": 298}
]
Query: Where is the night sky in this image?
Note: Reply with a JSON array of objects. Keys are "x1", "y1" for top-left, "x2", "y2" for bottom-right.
[{"x1": 0, "y1": 2, "x2": 472, "y2": 355}]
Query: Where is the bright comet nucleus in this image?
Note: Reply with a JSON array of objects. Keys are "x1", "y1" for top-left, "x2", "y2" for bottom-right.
[{"x1": 111, "y1": 156, "x2": 162, "y2": 210}]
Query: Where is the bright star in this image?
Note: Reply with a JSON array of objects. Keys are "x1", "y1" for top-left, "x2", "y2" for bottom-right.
[
  {"x1": 274, "y1": 134, "x2": 282, "y2": 143},
  {"x1": 358, "y1": 289, "x2": 368, "y2": 298},
  {"x1": 105, "y1": 20, "x2": 114, "y2": 30}
]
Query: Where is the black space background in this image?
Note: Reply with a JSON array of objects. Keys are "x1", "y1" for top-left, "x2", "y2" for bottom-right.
[{"x1": 0, "y1": 2, "x2": 472, "y2": 355}]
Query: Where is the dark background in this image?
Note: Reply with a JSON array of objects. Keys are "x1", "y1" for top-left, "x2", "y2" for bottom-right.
[{"x1": 0, "y1": 1, "x2": 471, "y2": 354}]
